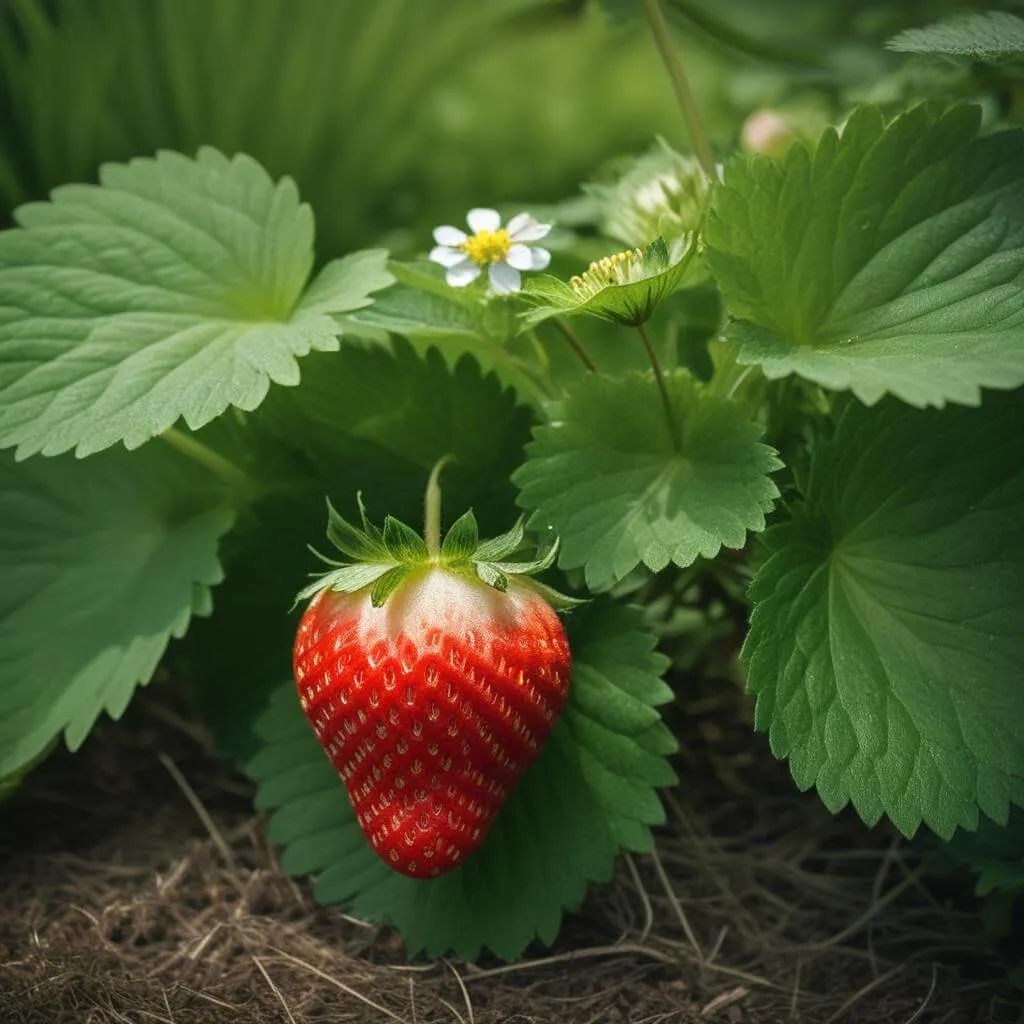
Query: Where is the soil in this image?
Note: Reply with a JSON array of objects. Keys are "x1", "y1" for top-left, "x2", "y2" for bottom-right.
[{"x1": 1, "y1": 675, "x2": 1020, "y2": 1024}]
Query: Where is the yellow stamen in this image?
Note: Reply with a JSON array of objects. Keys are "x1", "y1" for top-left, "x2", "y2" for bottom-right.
[
  {"x1": 462, "y1": 228, "x2": 511, "y2": 266},
  {"x1": 570, "y1": 248, "x2": 644, "y2": 298}
]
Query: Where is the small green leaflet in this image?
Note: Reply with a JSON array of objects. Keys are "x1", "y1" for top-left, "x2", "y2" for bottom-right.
[
  {"x1": 247, "y1": 601, "x2": 676, "y2": 960},
  {"x1": 706, "y1": 104, "x2": 1024, "y2": 408},
  {"x1": 941, "y1": 808, "x2": 1024, "y2": 897},
  {"x1": 0, "y1": 148, "x2": 393, "y2": 458},
  {"x1": 887, "y1": 11, "x2": 1024, "y2": 63},
  {"x1": 744, "y1": 392, "x2": 1024, "y2": 840},
  {"x1": 513, "y1": 371, "x2": 781, "y2": 591},
  {"x1": 0, "y1": 443, "x2": 233, "y2": 778}
]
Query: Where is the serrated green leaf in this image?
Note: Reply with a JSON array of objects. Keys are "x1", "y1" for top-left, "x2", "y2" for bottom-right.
[
  {"x1": 247, "y1": 600, "x2": 674, "y2": 960},
  {"x1": 441, "y1": 509, "x2": 480, "y2": 561},
  {"x1": 295, "y1": 249, "x2": 393, "y2": 318},
  {"x1": 513, "y1": 371, "x2": 781, "y2": 591},
  {"x1": 382, "y1": 516, "x2": 429, "y2": 562},
  {"x1": 744, "y1": 392, "x2": 1024, "y2": 839},
  {"x1": 0, "y1": 443, "x2": 232, "y2": 777},
  {"x1": 887, "y1": 11, "x2": 1024, "y2": 62},
  {"x1": 0, "y1": 148, "x2": 393, "y2": 457},
  {"x1": 706, "y1": 104, "x2": 1024, "y2": 408},
  {"x1": 348, "y1": 282, "x2": 480, "y2": 338}
]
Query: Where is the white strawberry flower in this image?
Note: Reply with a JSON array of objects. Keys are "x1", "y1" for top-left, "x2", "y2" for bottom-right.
[{"x1": 430, "y1": 208, "x2": 552, "y2": 295}]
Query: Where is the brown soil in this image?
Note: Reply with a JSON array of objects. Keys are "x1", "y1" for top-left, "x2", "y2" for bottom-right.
[{"x1": 0, "y1": 677, "x2": 1019, "y2": 1024}]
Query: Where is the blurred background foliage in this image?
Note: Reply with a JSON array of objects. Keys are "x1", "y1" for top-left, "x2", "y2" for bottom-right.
[{"x1": 0, "y1": 0, "x2": 1010, "y2": 260}]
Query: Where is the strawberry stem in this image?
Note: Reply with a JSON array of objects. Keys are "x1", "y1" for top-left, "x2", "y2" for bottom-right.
[
  {"x1": 424, "y1": 455, "x2": 454, "y2": 558},
  {"x1": 636, "y1": 322, "x2": 679, "y2": 451},
  {"x1": 161, "y1": 426, "x2": 256, "y2": 496},
  {"x1": 551, "y1": 318, "x2": 598, "y2": 372},
  {"x1": 642, "y1": 0, "x2": 716, "y2": 180}
]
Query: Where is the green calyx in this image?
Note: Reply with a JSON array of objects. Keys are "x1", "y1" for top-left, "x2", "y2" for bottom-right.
[
  {"x1": 584, "y1": 138, "x2": 714, "y2": 248},
  {"x1": 297, "y1": 495, "x2": 584, "y2": 611},
  {"x1": 519, "y1": 235, "x2": 701, "y2": 329}
]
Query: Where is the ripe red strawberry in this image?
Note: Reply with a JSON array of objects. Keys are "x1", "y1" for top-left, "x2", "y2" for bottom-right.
[{"x1": 292, "y1": 474, "x2": 577, "y2": 879}]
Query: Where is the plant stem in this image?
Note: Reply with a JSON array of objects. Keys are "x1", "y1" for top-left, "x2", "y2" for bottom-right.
[
  {"x1": 642, "y1": 0, "x2": 716, "y2": 179},
  {"x1": 424, "y1": 454, "x2": 454, "y2": 558},
  {"x1": 636, "y1": 322, "x2": 679, "y2": 449},
  {"x1": 551, "y1": 318, "x2": 598, "y2": 372},
  {"x1": 161, "y1": 427, "x2": 254, "y2": 495}
]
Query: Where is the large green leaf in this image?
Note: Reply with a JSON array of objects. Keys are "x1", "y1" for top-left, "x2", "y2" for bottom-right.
[
  {"x1": 744, "y1": 392, "x2": 1024, "y2": 839},
  {"x1": 257, "y1": 340, "x2": 533, "y2": 535},
  {"x1": 0, "y1": 147, "x2": 392, "y2": 458},
  {"x1": 706, "y1": 104, "x2": 1024, "y2": 408},
  {"x1": 247, "y1": 600, "x2": 676, "y2": 960},
  {"x1": 0, "y1": 443, "x2": 233, "y2": 777},
  {"x1": 513, "y1": 370, "x2": 781, "y2": 592},
  {"x1": 887, "y1": 11, "x2": 1024, "y2": 63}
]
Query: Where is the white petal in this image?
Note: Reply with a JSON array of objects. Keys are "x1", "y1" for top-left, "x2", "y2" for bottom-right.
[
  {"x1": 505, "y1": 244, "x2": 533, "y2": 271},
  {"x1": 467, "y1": 207, "x2": 501, "y2": 233},
  {"x1": 430, "y1": 245, "x2": 466, "y2": 268},
  {"x1": 488, "y1": 260, "x2": 521, "y2": 294},
  {"x1": 508, "y1": 213, "x2": 551, "y2": 243},
  {"x1": 528, "y1": 246, "x2": 551, "y2": 270},
  {"x1": 434, "y1": 225, "x2": 467, "y2": 246},
  {"x1": 446, "y1": 260, "x2": 481, "y2": 288},
  {"x1": 506, "y1": 212, "x2": 534, "y2": 236}
]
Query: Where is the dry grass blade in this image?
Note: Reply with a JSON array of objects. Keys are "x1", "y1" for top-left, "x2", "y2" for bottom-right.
[
  {"x1": 253, "y1": 957, "x2": 298, "y2": 1024},
  {"x1": 268, "y1": 946, "x2": 410, "y2": 1023},
  {"x1": 157, "y1": 752, "x2": 235, "y2": 869},
  {"x1": 461, "y1": 943, "x2": 678, "y2": 982},
  {"x1": 650, "y1": 839, "x2": 704, "y2": 962},
  {"x1": 445, "y1": 960, "x2": 475, "y2": 1024}
]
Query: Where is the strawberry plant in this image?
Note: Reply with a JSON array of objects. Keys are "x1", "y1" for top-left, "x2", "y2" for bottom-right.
[{"x1": 1, "y1": 0, "x2": 1022, "y2": 966}]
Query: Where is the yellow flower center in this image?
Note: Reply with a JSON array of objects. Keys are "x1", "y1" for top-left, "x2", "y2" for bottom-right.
[{"x1": 462, "y1": 228, "x2": 511, "y2": 266}]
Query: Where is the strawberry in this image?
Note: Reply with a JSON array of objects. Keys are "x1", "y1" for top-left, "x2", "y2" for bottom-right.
[{"x1": 292, "y1": 467, "x2": 578, "y2": 879}]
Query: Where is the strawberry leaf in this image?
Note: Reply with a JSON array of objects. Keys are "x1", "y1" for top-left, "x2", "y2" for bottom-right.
[
  {"x1": 887, "y1": 11, "x2": 1024, "y2": 62},
  {"x1": 514, "y1": 371, "x2": 781, "y2": 591},
  {"x1": 0, "y1": 443, "x2": 233, "y2": 777},
  {"x1": 0, "y1": 148, "x2": 393, "y2": 458},
  {"x1": 744, "y1": 391, "x2": 1024, "y2": 838},
  {"x1": 706, "y1": 105, "x2": 1024, "y2": 408},
  {"x1": 247, "y1": 600, "x2": 675, "y2": 960}
]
